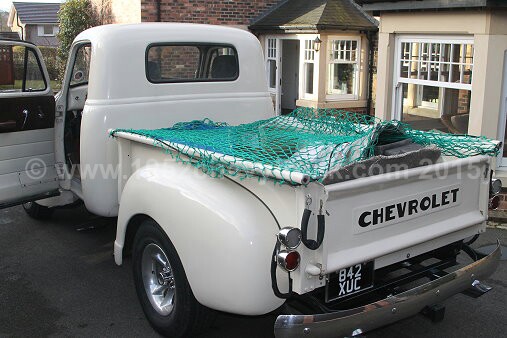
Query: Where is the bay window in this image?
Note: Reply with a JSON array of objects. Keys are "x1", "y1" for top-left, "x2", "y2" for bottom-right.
[{"x1": 327, "y1": 38, "x2": 360, "y2": 100}]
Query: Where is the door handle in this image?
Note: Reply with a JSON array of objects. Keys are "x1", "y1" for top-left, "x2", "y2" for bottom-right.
[
  {"x1": 0, "y1": 120, "x2": 17, "y2": 133},
  {"x1": 21, "y1": 109, "x2": 29, "y2": 130}
]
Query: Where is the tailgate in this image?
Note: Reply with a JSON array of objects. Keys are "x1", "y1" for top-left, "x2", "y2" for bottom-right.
[{"x1": 322, "y1": 155, "x2": 491, "y2": 273}]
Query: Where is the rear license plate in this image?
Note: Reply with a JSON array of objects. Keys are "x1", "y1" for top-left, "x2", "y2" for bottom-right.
[{"x1": 325, "y1": 261, "x2": 374, "y2": 302}]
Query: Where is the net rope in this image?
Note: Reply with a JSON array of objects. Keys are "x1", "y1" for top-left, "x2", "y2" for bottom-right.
[{"x1": 110, "y1": 108, "x2": 500, "y2": 184}]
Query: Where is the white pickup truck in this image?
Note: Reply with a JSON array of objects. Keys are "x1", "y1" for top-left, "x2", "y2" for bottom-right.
[{"x1": 0, "y1": 24, "x2": 502, "y2": 337}]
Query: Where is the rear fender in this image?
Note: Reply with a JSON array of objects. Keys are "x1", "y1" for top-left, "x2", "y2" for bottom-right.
[{"x1": 115, "y1": 163, "x2": 285, "y2": 315}]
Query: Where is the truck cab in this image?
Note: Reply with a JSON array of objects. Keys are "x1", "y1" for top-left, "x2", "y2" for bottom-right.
[{"x1": 0, "y1": 23, "x2": 274, "y2": 214}]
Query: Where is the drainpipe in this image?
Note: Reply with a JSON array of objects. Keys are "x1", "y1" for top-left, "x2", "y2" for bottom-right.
[
  {"x1": 17, "y1": 14, "x2": 24, "y2": 40},
  {"x1": 156, "y1": 0, "x2": 161, "y2": 22},
  {"x1": 366, "y1": 30, "x2": 375, "y2": 116}
]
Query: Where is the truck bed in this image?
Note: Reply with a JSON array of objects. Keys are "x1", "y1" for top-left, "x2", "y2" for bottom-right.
[{"x1": 112, "y1": 124, "x2": 492, "y2": 296}]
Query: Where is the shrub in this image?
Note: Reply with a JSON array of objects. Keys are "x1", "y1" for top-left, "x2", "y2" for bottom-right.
[{"x1": 56, "y1": 0, "x2": 97, "y2": 80}]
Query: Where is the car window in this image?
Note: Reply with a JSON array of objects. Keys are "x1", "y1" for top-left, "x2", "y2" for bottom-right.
[
  {"x1": 146, "y1": 44, "x2": 238, "y2": 83},
  {"x1": 0, "y1": 45, "x2": 47, "y2": 93},
  {"x1": 70, "y1": 44, "x2": 91, "y2": 87}
]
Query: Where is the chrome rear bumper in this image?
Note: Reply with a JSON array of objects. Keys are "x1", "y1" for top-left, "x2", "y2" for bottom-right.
[{"x1": 274, "y1": 241, "x2": 501, "y2": 338}]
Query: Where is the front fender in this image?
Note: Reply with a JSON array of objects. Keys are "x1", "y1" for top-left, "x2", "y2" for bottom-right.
[{"x1": 115, "y1": 163, "x2": 285, "y2": 315}]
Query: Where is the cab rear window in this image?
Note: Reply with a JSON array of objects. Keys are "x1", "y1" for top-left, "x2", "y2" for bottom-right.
[{"x1": 146, "y1": 44, "x2": 238, "y2": 83}]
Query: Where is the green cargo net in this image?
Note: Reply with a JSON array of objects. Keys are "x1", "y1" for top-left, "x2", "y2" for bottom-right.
[{"x1": 110, "y1": 108, "x2": 500, "y2": 185}]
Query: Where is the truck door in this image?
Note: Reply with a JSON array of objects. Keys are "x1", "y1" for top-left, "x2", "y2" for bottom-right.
[{"x1": 0, "y1": 40, "x2": 59, "y2": 208}]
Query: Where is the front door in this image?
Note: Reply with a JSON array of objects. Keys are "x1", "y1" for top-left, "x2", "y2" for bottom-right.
[{"x1": 0, "y1": 40, "x2": 59, "y2": 208}]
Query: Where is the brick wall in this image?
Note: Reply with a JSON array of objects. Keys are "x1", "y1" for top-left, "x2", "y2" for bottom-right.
[
  {"x1": 141, "y1": 0, "x2": 280, "y2": 25},
  {"x1": 457, "y1": 87, "x2": 471, "y2": 115},
  {"x1": 148, "y1": 45, "x2": 200, "y2": 79},
  {"x1": 92, "y1": 0, "x2": 141, "y2": 24}
]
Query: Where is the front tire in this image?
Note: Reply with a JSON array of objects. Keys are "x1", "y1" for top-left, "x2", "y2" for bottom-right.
[
  {"x1": 22, "y1": 201, "x2": 54, "y2": 220},
  {"x1": 132, "y1": 220, "x2": 215, "y2": 337}
]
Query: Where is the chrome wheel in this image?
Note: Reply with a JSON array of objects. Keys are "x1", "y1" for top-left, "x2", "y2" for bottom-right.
[{"x1": 141, "y1": 243, "x2": 175, "y2": 316}]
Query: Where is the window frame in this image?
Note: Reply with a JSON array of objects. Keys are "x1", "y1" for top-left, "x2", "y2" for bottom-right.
[
  {"x1": 395, "y1": 36, "x2": 474, "y2": 91},
  {"x1": 326, "y1": 36, "x2": 361, "y2": 101},
  {"x1": 0, "y1": 44, "x2": 48, "y2": 94},
  {"x1": 145, "y1": 42, "x2": 239, "y2": 84},
  {"x1": 266, "y1": 38, "x2": 277, "y2": 91},
  {"x1": 393, "y1": 35, "x2": 474, "y2": 121},
  {"x1": 68, "y1": 43, "x2": 92, "y2": 88},
  {"x1": 301, "y1": 39, "x2": 317, "y2": 99},
  {"x1": 38, "y1": 25, "x2": 55, "y2": 37}
]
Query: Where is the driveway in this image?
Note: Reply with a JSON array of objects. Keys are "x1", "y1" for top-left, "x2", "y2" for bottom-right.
[{"x1": 0, "y1": 205, "x2": 505, "y2": 337}]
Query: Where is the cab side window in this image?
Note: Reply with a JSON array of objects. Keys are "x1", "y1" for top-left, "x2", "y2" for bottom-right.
[
  {"x1": 70, "y1": 44, "x2": 91, "y2": 87},
  {"x1": 0, "y1": 45, "x2": 46, "y2": 93}
]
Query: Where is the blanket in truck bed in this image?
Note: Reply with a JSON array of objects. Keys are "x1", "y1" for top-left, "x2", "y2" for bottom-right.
[{"x1": 109, "y1": 108, "x2": 500, "y2": 185}]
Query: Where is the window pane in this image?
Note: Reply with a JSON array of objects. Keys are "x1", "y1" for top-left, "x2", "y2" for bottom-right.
[
  {"x1": 401, "y1": 83, "x2": 470, "y2": 134},
  {"x1": 441, "y1": 43, "x2": 451, "y2": 63},
  {"x1": 70, "y1": 44, "x2": 91, "y2": 86},
  {"x1": 206, "y1": 47, "x2": 237, "y2": 79},
  {"x1": 147, "y1": 44, "x2": 238, "y2": 82},
  {"x1": 305, "y1": 63, "x2": 314, "y2": 94},
  {"x1": 463, "y1": 63, "x2": 472, "y2": 84},
  {"x1": 330, "y1": 39, "x2": 358, "y2": 62},
  {"x1": 0, "y1": 45, "x2": 19, "y2": 92},
  {"x1": 148, "y1": 45, "x2": 200, "y2": 81},
  {"x1": 429, "y1": 62, "x2": 439, "y2": 81},
  {"x1": 400, "y1": 61, "x2": 409, "y2": 78},
  {"x1": 400, "y1": 40, "x2": 473, "y2": 88},
  {"x1": 43, "y1": 25, "x2": 53, "y2": 35},
  {"x1": 25, "y1": 49, "x2": 45, "y2": 91},
  {"x1": 268, "y1": 59, "x2": 276, "y2": 88},
  {"x1": 0, "y1": 46, "x2": 46, "y2": 93},
  {"x1": 329, "y1": 63, "x2": 356, "y2": 95}
]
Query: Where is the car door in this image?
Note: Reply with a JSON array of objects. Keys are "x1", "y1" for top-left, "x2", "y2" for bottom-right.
[{"x1": 0, "y1": 40, "x2": 59, "y2": 208}]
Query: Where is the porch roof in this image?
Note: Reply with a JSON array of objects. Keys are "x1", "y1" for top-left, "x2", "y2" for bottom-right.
[{"x1": 249, "y1": 0, "x2": 378, "y2": 32}]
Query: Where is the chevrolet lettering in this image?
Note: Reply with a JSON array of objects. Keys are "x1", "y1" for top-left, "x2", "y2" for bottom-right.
[{"x1": 359, "y1": 188, "x2": 460, "y2": 227}]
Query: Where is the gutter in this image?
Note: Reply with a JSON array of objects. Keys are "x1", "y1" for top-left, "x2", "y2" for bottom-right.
[
  {"x1": 365, "y1": 30, "x2": 376, "y2": 116},
  {"x1": 156, "y1": 0, "x2": 161, "y2": 22}
]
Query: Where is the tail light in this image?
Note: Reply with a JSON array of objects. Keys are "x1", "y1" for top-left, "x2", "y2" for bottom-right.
[
  {"x1": 489, "y1": 178, "x2": 502, "y2": 210},
  {"x1": 277, "y1": 227, "x2": 302, "y2": 249},
  {"x1": 277, "y1": 250, "x2": 300, "y2": 272}
]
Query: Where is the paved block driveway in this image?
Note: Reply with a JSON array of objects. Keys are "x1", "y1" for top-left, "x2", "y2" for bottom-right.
[{"x1": 1, "y1": 205, "x2": 506, "y2": 337}]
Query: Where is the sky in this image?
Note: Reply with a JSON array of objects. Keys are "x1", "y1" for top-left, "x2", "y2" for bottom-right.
[{"x1": 0, "y1": 0, "x2": 64, "y2": 12}]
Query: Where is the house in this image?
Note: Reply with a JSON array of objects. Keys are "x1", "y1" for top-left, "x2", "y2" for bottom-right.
[
  {"x1": 7, "y1": 2, "x2": 61, "y2": 47},
  {"x1": 356, "y1": 0, "x2": 507, "y2": 207},
  {"x1": 249, "y1": 0, "x2": 378, "y2": 114}
]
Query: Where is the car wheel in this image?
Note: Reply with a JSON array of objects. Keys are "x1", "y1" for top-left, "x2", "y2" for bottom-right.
[
  {"x1": 132, "y1": 219, "x2": 215, "y2": 337},
  {"x1": 22, "y1": 201, "x2": 54, "y2": 220}
]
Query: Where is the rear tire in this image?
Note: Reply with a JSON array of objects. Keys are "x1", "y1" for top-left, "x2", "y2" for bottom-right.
[
  {"x1": 132, "y1": 219, "x2": 215, "y2": 337},
  {"x1": 22, "y1": 201, "x2": 54, "y2": 220}
]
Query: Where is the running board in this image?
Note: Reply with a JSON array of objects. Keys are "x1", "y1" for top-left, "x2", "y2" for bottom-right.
[{"x1": 0, "y1": 190, "x2": 61, "y2": 209}]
